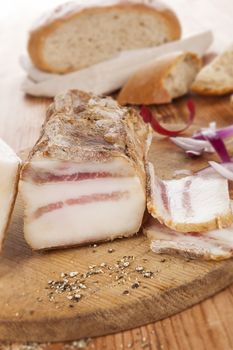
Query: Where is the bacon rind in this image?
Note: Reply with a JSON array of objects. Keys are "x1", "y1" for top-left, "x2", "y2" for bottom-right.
[
  {"x1": 144, "y1": 218, "x2": 233, "y2": 261},
  {"x1": 146, "y1": 162, "x2": 233, "y2": 233},
  {"x1": 20, "y1": 90, "x2": 150, "y2": 250}
]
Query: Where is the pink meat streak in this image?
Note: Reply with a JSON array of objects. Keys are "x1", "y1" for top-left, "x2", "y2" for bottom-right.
[{"x1": 34, "y1": 191, "x2": 129, "y2": 219}]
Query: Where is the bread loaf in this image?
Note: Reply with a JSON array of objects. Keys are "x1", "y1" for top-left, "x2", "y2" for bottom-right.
[
  {"x1": 28, "y1": 0, "x2": 181, "y2": 74},
  {"x1": 118, "y1": 51, "x2": 202, "y2": 105},
  {"x1": 191, "y1": 44, "x2": 233, "y2": 96}
]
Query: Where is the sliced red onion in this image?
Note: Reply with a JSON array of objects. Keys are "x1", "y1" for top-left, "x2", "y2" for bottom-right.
[
  {"x1": 203, "y1": 134, "x2": 231, "y2": 163},
  {"x1": 141, "y1": 100, "x2": 232, "y2": 163},
  {"x1": 198, "y1": 160, "x2": 233, "y2": 176},
  {"x1": 140, "y1": 100, "x2": 195, "y2": 137},
  {"x1": 197, "y1": 165, "x2": 216, "y2": 176},
  {"x1": 193, "y1": 122, "x2": 216, "y2": 140},
  {"x1": 192, "y1": 121, "x2": 231, "y2": 163},
  {"x1": 186, "y1": 150, "x2": 203, "y2": 157},
  {"x1": 217, "y1": 125, "x2": 233, "y2": 139},
  {"x1": 194, "y1": 124, "x2": 233, "y2": 140},
  {"x1": 171, "y1": 133, "x2": 230, "y2": 162},
  {"x1": 209, "y1": 161, "x2": 233, "y2": 181},
  {"x1": 172, "y1": 131, "x2": 231, "y2": 162},
  {"x1": 140, "y1": 105, "x2": 152, "y2": 124},
  {"x1": 170, "y1": 137, "x2": 214, "y2": 153}
]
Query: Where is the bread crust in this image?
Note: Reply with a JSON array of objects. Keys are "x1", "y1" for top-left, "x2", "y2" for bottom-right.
[
  {"x1": 231, "y1": 94, "x2": 233, "y2": 106},
  {"x1": 147, "y1": 200, "x2": 233, "y2": 233},
  {"x1": 191, "y1": 83, "x2": 233, "y2": 96},
  {"x1": 118, "y1": 52, "x2": 202, "y2": 105},
  {"x1": 28, "y1": 1, "x2": 181, "y2": 74},
  {"x1": 191, "y1": 44, "x2": 233, "y2": 96}
]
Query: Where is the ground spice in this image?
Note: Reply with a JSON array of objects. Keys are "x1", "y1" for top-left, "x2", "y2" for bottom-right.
[{"x1": 45, "y1": 254, "x2": 156, "y2": 304}]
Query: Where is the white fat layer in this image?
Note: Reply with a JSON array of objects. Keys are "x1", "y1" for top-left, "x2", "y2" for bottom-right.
[
  {"x1": 29, "y1": 158, "x2": 133, "y2": 176},
  {"x1": 146, "y1": 218, "x2": 233, "y2": 259},
  {"x1": 21, "y1": 177, "x2": 141, "y2": 212},
  {"x1": 166, "y1": 175, "x2": 230, "y2": 223},
  {"x1": 24, "y1": 189, "x2": 145, "y2": 249},
  {"x1": 0, "y1": 160, "x2": 19, "y2": 245},
  {"x1": 207, "y1": 227, "x2": 233, "y2": 242},
  {"x1": 148, "y1": 163, "x2": 231, "y2": 225},
  {"x1": 151, "y1": 168, "x2": 170, "y2": 221}
]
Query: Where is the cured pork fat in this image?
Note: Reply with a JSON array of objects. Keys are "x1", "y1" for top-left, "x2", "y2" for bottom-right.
[
  {"x1": 0, "y1": 139, "x2": 21, "y2": 250},
  {"x1": 20, "y1": 90, "x2": 150, "y2": 250},
  {"x1": 144, "y1": 216, "x2": 233, "y2": 261},
  {"x1": 147, "y1": 137, "x2": 233, "y2": 233}
]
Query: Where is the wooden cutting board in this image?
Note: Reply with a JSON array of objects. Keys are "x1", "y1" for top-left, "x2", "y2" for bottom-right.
[{"x1": 1, "y1": 95, "x2": 233, "y2": 343}]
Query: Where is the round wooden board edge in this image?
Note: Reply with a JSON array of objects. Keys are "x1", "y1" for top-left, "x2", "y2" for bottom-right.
[{"x1": 1, "y1": 258, "x2": 233, "y2": 342}]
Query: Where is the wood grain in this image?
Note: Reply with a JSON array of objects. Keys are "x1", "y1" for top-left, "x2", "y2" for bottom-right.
[
  {"x1": 1, "y1": 0, "x2": 233, "y2": 349},
  {"x1": 1, "y1": 188, "x2": 233, "y2": 342}
]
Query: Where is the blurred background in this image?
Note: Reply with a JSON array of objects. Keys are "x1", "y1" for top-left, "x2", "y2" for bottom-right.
[
  {"x1": 1, "y1": 0, "x2": 233, "y2": 53},
  {"x1": 1, "y1": 0, "x2": 233, "y2": 86}
]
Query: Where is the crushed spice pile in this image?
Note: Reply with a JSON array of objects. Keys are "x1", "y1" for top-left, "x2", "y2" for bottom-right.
[
  {"x1": 0, "y1": 343, "x2": 48, "y2": 350},
  {"x1": 45, "y1": 251, "x2": 156, "y2": 306},
  {"x1": 0, "y1": 339, "x2": 92, "y2": 350}
]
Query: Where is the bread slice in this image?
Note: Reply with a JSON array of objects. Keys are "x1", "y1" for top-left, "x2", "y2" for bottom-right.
[
  {"x1": 28, "y1": 0, "x2": 181, "y2": 74},
  {"x1": 118, "y1": 51, "x2": 202, "y2": 105},
  {"x1": 191, "y1": 44, "x2": 233, "y2": 95}
]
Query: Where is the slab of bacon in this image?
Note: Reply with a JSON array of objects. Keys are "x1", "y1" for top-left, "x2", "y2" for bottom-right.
[
  {"x1": 0, "y1": 139, "x2": 21, "y2": 250},
  {"x1": 146, "y1": 137, "x2": 233, "y2": 233},
  {"x1": 144, "y1": 216, "x2": 233, "y2": 261},
  {"x1": 20, "y1": 90, "x2": 150, "y2": 250}
]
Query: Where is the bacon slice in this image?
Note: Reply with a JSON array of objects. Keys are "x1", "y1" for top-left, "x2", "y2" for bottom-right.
[
  {"x1": 146, "y1": 135, "x2": 233, "y2": 233},
  {"x1": 0, "y1": 139, "x2": 21, "y2": 250},
  {"x1": 144, "y1": 216, "x2": 233, "y2": 261},
  {"x1": 20, "y1": 90, "x2": 150, "y2": 250}
]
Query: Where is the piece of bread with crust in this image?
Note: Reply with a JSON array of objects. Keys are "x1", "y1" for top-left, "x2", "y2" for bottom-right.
[
  {"x1": 118, "y1": 51, "x2": 202, "y2": 105},
  {"x1": 191, "y1": 44, "x2": 233, "y2": 96},
  {"x1": 28, "y1": 0, "x2": 181, "y2": 74}
]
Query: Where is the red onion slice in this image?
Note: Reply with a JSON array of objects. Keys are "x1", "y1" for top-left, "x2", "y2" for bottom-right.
[
  {"x1": 186, "y1": 150, "x2": 203, "y2": 157},
  {"x1": 172, "y1": 131, "x2": 231, "y2": 162},
  {"x1": 170, "y1": 137, "x2": 213, "y2": 153},
  {"x1": 194, "y1": 125, "x2": 233, "y2": 140},
  {"x1": 209, "y1": 161, "x2": 233, "y2": 181},
  {"x1": 192, "y1": 121, "x2": 231, "y2": 163},
  {"x1": 197, "y1": 160, "x2": 233, "y2": 176},
  {"x1": 140, "y1": 100, "x2": 195, "y2": 137},
  {"x1": 203, "y1": 134, "x2": 231, "y2": 163},
  {"x1": 217, "y1": 125, "x2": 233, "y2": 139}
]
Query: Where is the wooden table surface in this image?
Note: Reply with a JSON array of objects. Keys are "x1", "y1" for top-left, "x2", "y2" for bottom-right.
[{"x1": 1, "y1": 0, "x2": 233, "y2": 349}]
